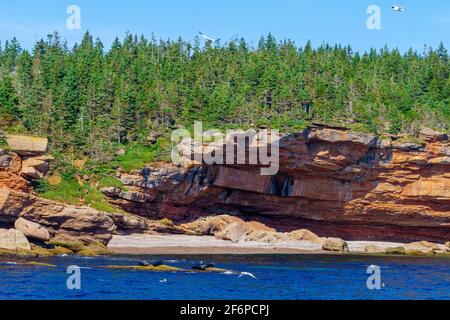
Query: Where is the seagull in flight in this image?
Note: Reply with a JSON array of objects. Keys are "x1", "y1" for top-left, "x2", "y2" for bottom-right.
[
  {"x1": 392, "y1": 4, "x2": 406, "y2": 12},
  {"x1": 238, "y1": 272, "x2": 257, "y2": 279},
  {"x1": 199, "y1": 31, "x2": 215, "y2": 42}
]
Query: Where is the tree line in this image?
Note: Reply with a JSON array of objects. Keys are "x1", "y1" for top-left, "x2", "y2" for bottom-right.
[{"x1": 0, "y1": 32, "x2": 448, "y2": 165}]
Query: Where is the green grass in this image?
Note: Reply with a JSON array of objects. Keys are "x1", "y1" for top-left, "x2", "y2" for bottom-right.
[
  {"x1": 0, "y1": 135, "x2": 9, "y2": 149},
  {"x1": 396, "y1": 135, "x2": 426, "y2": 145},
  {"x1": 108, "y1": 137, "x2": 171, "y2": 172},
  {"x1": 96, "y1": 175, "x2": 125, "y2": 189},
  {"x1": 36, "y1": 137, "x2": 172, "y2": 212},
  {"x1": 39, "y1": 174, "x2": 121, "y2": 213}
]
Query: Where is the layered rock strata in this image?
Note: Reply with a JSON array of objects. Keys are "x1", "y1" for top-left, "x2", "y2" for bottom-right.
[{"x1": 102, "y1": 126, "x2": 450, "y2": 242}]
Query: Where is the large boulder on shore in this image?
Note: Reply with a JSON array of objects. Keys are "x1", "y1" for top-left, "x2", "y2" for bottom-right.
[
  {"x1": 215, "y1": 221, "x2": 277, "y2": 243},
  {"x1": 180, "y1": 215, "x2": 325, "y2": 244},
  {"x1": 0, "y1": 187, "x2": 116, "y2": 244},
  {"x1": 0, "y1": 228, "x2": 31, "y2": 251},
  {"x1": 365, "y1": 245, "x2": 384, "y2": 254},
  {"x1": 385, "y1": 246, "x2": 406, "y2": 255},
  {"x1": 179, "y1": 215, "x2": 243, "y2": 236},
  {"x1": 322, "y1": 238, "x2": 348, "y2": 252},
  {"x1": 6, "y1": 135, "x2": 48, "y2": 156},
  {"x1": 404, "y1": 241, "x2": 444, "y2": 255},
  {"x1": 288, "y1": 229, "x2": 322, "y2": 243},
  {"x1": 15, "y1": 217, "x2": 50, "y2": 242}
]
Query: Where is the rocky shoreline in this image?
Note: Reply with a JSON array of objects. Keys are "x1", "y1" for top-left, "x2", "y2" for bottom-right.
[
  {"x1": 107, "y1": 234, "x2": 450, "y2": 257},
  {"x1": 1, "y1": 128, "x2": 450, "y2": 261}
]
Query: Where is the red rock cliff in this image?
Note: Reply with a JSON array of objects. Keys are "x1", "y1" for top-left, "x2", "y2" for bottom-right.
[{"x1": 103, "y1": 126, "x2": 450, "y2": 242}]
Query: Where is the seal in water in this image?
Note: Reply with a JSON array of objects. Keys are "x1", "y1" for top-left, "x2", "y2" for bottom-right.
[
  {"x1": 151, "y1": 260, "x2": 164, "y2": 267},
  {"x1": 138, "y1": 260, "x2": 164, "y2": 267},
  {"x1": 191, "y1": 262, "x2": 215, "y2": 271}
]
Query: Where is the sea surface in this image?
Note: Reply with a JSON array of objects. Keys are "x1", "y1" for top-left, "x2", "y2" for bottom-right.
[{"x1": 0, "y1": 254, "x2": 449, "y2": 300}]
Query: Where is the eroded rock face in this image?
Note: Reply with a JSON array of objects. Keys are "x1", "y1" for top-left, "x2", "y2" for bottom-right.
[
  {"x1": 0, "y1": 141, "x2": 53, "y2": 191},
  {"x1": 0, "y1": 151, "x2": 29, "y2": 192},
  {"x1": 0, "y1": 187, "x2": 116, "y2": 244},
  {"x1": 180, "y1": 214, "x2": 321, "y2": 244},
  {"x1": 0, "y1": 228, "x2": 31, "y2": 251},
  {"x1": 102, "y1": 125, "x2": 450, "y2": 242},
  {"x1": 15, "y1": 217, "x2": 50, "y2": 242},
  {"x1": 20, "y1": 156, "x2": 53, "y2": 180},
  {"x1": 322, "y1": 238, "x2": 348, "y2": 252}
]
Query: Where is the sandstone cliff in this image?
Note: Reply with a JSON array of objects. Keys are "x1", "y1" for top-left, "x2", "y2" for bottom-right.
[
  {"x1": 0, "y1": 135, "x2": 157, "y2": 248},
  {"x1": 102, "y1": 126, "x2": 450, "y2": 242}
]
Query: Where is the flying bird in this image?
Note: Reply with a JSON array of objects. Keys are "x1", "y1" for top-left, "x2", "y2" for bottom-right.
[
  {"x1": 392, "y1": 5, "x2": 406, "y2": 12},
  {"x1": 199, "y1": 31, "x2": 215, "y2": 42},
  {"x1": 238, "y1": 272, "x2": 257, "y2": 279}
]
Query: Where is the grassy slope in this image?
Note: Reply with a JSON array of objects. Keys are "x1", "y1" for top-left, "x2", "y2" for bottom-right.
[{"x1": 36, "y1": 138, "x2": 171, "y2": 212}]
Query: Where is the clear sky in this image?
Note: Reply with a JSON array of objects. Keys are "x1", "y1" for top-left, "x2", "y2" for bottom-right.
[{"x1": 0, "y1": 0, "x2": 448, "y2": 53}]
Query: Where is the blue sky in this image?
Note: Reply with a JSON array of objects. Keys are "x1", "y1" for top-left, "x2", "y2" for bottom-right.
[{"x1": 0, "y1": 0, "x2": 448, "y2": 53}]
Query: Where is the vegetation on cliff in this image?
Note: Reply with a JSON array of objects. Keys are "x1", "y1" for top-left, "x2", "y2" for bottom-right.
[{"x1": 0, "y1": 32, "x2": 448, "y2": 167}]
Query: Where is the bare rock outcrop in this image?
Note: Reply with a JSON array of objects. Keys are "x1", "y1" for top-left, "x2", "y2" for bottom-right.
[
  {"x1": 14, "y1": 217, "x2": 50, "y2": 242},
  {"x1": 102, "y1": 125, "x2": 450, "y2": 242},
  {"x1": 20, "y1": 155, "x2": 53, "y2": 180},
  {"x1": 180, "y1": 214, "x2": 320, "y2": 245},
  {"x1": 365, "y1": 245, "x2": 384, "y2": 254},
  {"x1": 1, "y1": 135, "x2": 53, "y2": 190},
  {"x1": 6, "y1": 135, "x2": 48, "y2": 156},
  {"x1": 322, "y1": 238, "x2": 348, "y2": 252},
  {"x1": 0, "y1": 228, "x2": 31, "y2": 251},
  {"x1": 0, "y1": 187, "x2": 116, "y2": 244}
]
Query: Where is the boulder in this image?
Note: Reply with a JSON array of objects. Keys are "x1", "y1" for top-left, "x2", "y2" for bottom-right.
[
  {"x1": 289, "y1": 229, "x2": 322, "y2": 243},
  {"x1": 111, "y1": 214, "x2": 148, "y2": 231},
  {"x1": 0, "y1": 187, "x2": 117, "y2": 244},
  {"x1": 446, "y1": 242, "x2": 450, "y2": 250},
  {"x1": 20, "y1": 156, "x2": 52, "y2": 179},
  {"x1": 6, "y1": 135, "x2": 48, "y2": 156},
  {"x1": 215, "y1": 220, "x2": 278, "y2": 243},
  {"x1": 246, "y1": 230, "x2": 289, "y2": 243},
  {"x1": 180, "y1": 215, "x2": 243, "y2": 236},
  {"x1": 0, "y1": 228, "x2": 31, "y2": 251},
  {"x1": 365, "y1": 245, "x2": 384, "y2": 254},
  {"x1": 101, "y1": 187, "x2": 122, "y2": 198},
  {"x1": 413, "y1": 241, "x2": 440, "y2": 251},
  {"x1": 322, "y1": 238, "x2": 348, "y2": 252},
  {"x1": 405, "y1": 241, "x2": 443, "y2": 255},
  {"x1": 307, "y1": 128, "x2": 377, "y2": 147},
  {"x1": 215, "y1": 222, "x2": 247, "y2": 243},
  {"x1": 419, "y1": 127, "x2": 448, "y2": 142},
  {"x1": 116, "y1": 148, "x2": 126, "y2": 156},
  {"x1": 101, "y1": 187, "x2": 153, "y2": 203},
  {"x1": 15, "y1": 217, "x2": 50, "y2": 242},
  {"x1": 385, "y1": 246, "x2": 406, "y2": 255}
]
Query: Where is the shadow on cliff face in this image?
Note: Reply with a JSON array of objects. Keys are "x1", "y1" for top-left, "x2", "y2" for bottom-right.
[{"x1": 103, "y1": 126, "x2": 450, "y2": 243}]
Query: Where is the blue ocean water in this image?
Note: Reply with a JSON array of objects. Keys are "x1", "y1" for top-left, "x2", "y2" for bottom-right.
[{"x1": 0, "y1": 254, "x2": 449, "y2": 300}]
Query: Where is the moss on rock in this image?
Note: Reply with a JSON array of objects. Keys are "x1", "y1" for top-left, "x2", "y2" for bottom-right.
[
  {"x1": 47, "y1": 240, "x2": 86, "y2": 252},
  {"x1": 77, "y1": 248, "x2": 112, "y2": 256},
  {"x1": 105, "y1": 264, "x2": 182, "y2": 272},
  {"x1": 0, "y1": 249, "x2": 37, "y2": 258},
  {"x1": 385, "y1": 246, "x2": 406, "y2": 255}
]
